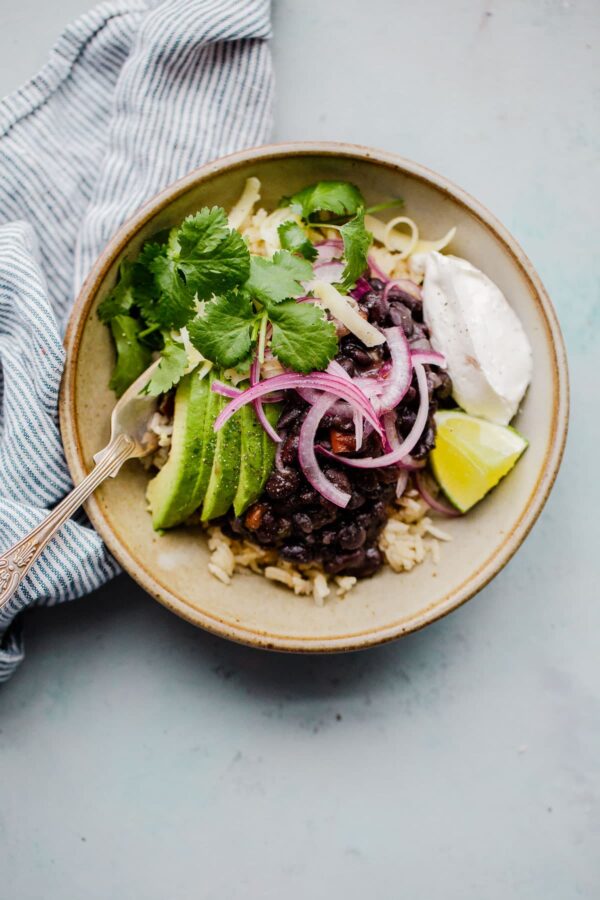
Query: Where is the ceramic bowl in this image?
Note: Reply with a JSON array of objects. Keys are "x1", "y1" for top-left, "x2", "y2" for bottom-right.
[{"x1": 60, "y1": 142, "x2": 569, "y2": 651}]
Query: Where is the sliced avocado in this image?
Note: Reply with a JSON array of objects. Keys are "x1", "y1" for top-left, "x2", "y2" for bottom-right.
[
  {"x1": 201, "y1": 393, "x2": 242, "y2": 521},
  {"x1": 192, "y1": 370, "x2": 222, "y2": 505},
  {"x1": 146, "y1": 370, "x2": 211, "y2": 530},
  {"x1": 233, "y1": 402, "x2": 280, "y2": 516},
  {"x1": 261, "y1": 403, "x2": 281, "y2": 484}
]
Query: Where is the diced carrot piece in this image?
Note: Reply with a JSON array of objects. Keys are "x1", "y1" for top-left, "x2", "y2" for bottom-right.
[
  {"x1": 330, "y1": 430, "x2": 356, "y2": 453},
  {"x1": 244, "y1": 503, "x2": 266, "y2": 530}
]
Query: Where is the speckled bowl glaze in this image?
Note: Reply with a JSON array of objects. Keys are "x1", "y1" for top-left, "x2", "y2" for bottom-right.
[{"x1": 60, "y1": 142, "x2": 569, "y2": 652}]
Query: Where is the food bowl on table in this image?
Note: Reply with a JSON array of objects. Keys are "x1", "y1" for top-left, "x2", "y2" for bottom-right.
[{"x1": 59, "y1": 142, "x2": 569, "y2": 652}]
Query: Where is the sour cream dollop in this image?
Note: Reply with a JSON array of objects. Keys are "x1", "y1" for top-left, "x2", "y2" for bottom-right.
[{"x1": 412, "y1": 252, "x2": 532, "y2": 426}]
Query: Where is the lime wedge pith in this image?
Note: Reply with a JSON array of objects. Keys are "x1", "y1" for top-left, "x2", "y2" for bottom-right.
[{"x1": 430, "y1": 410, "x2": 528, "y2": 513}]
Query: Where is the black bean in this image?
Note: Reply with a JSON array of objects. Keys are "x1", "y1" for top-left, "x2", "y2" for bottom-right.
[
  {"x1": 388, "y1": 301, "x2": 414, "y2": 337},
  {"x1": 336, "y1": 357, "x2": 356, "y2": 377},
  {"x1": 355, "y1": 470, "x2": 381, "y2": 496},
  {"x1": 228, "y1": 516, "x2": 246, "y2": 536},
  {"x1": 256, "y1": 511, "x2": 292, "y2": 542},
  {"x1": 370, "y1": 499, "x2": 390, "y2": 524},
  {"x1": 397, "y1": 409, "x2": 417, "y2": 435},
  {"x1": 280, "y1": 433, "x2": 300, "y2": 467},
  {"x1": 292, "y1": 512, "x2": 313, "y2": 534},
  {"x1": 360, "y1": 291, "x2": 389, "y2": 324},
  {"x1": 277, "y1": 404, "x2": 306, "y2": 431},
  {"x1": 323, "y1": 467, "x2": 352, "y2": 495},
  {"x1": 265, "y1": 469, "x2": 300, "y2": 500},
  {"x1": 320, "y1": 528, "x2": 337, "y2": 546},
  {"x1": 310, "y1": 506, "x2": 338, "y2": 530},
  {"x1": 346, "y1": 491, "x2": 366, "y2": 510},
  {"x1": 353, "y1": 545, "x2": 383, "y2": 577},
  {"x1": 412, "y1": 421, "x2": 436, "y2": 459},
  {"x1": 323, "y1": 548, "x2": 366, "y2": 575},
  {"x1": 435, "y1": 370, "x2": 453, "y2": 399},
  {"x1": 338, "y1": 523, "x2": 367, "y2": 550},
  {"x1": 378, "y1": 465, "x2": 401, "y2": 485},
  {"x1": 296, "y1": 485, "x2": 318, "y2": 507},
  {"x1": 280, "y1": 543, "x2": 311, "y2": 563}
]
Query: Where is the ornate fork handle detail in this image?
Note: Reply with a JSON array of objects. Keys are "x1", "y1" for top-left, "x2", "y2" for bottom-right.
[{"x1": 0, "y1": 433, "x2": 135, "y2": 610}]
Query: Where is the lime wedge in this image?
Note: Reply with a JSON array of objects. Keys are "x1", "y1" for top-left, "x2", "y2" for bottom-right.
[{"x1": 430, "y1": 410, "x2": 528, "y2": 513}]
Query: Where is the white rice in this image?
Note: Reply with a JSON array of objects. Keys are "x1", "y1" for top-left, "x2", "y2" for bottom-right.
[{"x1": 203, "y1": 487, "x2": 451, "y2": 606}]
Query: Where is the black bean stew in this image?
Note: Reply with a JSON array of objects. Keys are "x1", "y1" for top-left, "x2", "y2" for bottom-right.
[{"x1": 221, "y1": 277, "x2": 453, "y2": 579}]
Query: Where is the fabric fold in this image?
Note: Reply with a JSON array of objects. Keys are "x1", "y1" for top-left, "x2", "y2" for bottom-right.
[{"x1": 0, "y1": 0, "x2": 273, "y2": 681}]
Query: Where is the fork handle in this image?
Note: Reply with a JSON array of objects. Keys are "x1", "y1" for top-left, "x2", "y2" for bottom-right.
[{"x1": 0, "y1": 434, "x2": 135, "y2": 611}]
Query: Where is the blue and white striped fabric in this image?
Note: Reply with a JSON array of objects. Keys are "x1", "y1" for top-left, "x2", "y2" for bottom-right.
[{"x1": 0, "y1": 0, "x2": 273, "y2": 681}]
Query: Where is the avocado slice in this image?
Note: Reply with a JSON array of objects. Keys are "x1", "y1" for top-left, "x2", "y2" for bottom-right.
[
  {"x1": 233, "y1": 402, "x2": 280, "y2": 516},
  {"x1": 192, "y1": 370, "x2": 222, "y2": 506},
  {"x1": 201, "y1": 393, "x2": 242, "y2": 521},
  {"x1": 261, "y1": 403, "x2": 281, "y2": 484},
  {"x1": 146, "y1": 369, "x2": 211, "y2": 530}
]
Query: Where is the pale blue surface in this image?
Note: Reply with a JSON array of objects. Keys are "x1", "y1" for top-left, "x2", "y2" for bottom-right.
[{"x1": 0, "y1": 1, "x2": 598, "y2": 897}]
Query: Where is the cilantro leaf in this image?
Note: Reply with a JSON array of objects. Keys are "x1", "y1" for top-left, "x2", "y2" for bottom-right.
[
  {"x1": 269, "y1": 300, "x2": 338, "y2": 373},
  {"x1": 174, "y1": 207, "x2": 250, "y2": 299},
  {"x1": 97, "y1": 260, "x2": 154, "y2": 323},
  {"x1": 143, "y1": 338, "x2": 188, "y2": 397},
  {"x1": 138, "y1": 244, "x2": 196, "y2": 329},
  {"x1": 287, "y1": 181, "x2": 365, "y2": 220},
  {"x1": 339, "y1": 209, "x2": 372, "y2": 289},
  {"x1": 187, "y1": 292, "x2": 257, "y2": 367},
  {"x1": 108, "y1": 315, "x2": 152, "y2": 397},
  {"x1": 278, "y1": 220, "x2": 317, "y2": 261},
  {"x1": 177, "y1": 207, "x2": 230, "y2": 256},
  {"x1": 246, "y1": 250, "x2": 313, "y2": 306}
]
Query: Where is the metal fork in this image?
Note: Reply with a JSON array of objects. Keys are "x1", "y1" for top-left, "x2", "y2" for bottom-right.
[{"x1": 0, "y1": 361, "x2": 161, "y2": 611}]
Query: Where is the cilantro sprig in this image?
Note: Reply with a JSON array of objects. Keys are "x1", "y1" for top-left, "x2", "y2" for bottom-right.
[
  {"x1": 277, "y1": 220, "x2": 317, "y2": 261},
  {"x1": 287, "y1": 181, "x2": 365, "y2": 220},
  {"x1": 280, "y1": 181, "x2": 373, "y2": 288},
  {"x1": 339, "y1": 208, "x2": 372, "y2": 288},
  {"x1": 99, "y1": 209, "x2": 338, "y2": 391},
  {"x1": 187, "y1": 250, "x2": 336, "y2": 371},
  {"x1": 100, "y1": 180, "x2": 382, "y2": 397}
]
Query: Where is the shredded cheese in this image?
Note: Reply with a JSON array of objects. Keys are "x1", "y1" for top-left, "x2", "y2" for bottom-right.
[
  {"x1": 311, "y1": 281, "x2": 385, "y2": 348},
  {"x1": 365, "y1": 214, "x2": 456, "y2": 256},
  {"x1": 228, "y1": 176, "x2": 261, "y2": 230},
  {"x1": 383, "y1": 216, "x2": 419, "y2": 259},
  {"x1": 258, "y1": 207, "x2": 301, "y2": 256}
]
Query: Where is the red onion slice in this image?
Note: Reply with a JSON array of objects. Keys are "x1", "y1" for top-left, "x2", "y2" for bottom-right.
[
  {"x1": 326, "y1": 360, "x2": 363, "y2": 450},
  {"x1": 382, "y1": 413, "x2": 426, "y2": 470},
  {"x1": 212, "y1": 380, "x2": 283, "y2": 403},
  {"x1": 382, "y1": 279, "x2": 423, "y2": 302},
  {"x1": 213, "y1": 373, "x2": 383, "y2": 437},
  {"x1": 415, "y1": 470, "x2": 461, "y2": 517},
  {"x1": 315, "y1": 239, "x2": 344, "y2": 262},
  {"x1": 298, "y1": 393, "x2": 351, "y2": 508},
  {"x1": 395, "y1": 469, "x2": 409, "y2": 498},
  {"x1": 321, "y1": 363, "x2": 430, "y2": 469},
  {"x1": 371, "y1": 326, "x2": 412, "y2": 414},
  {"x1": 250, "y1": 357, "x2": 281, "y2": 444},
  {"x1": 411, "y1": 350, "x2": 446, "y2": 367},
  {"x1": 353, "y1": 409, "x2": 363, "y2": 451},
  {"x1": 349, "y1": 277, "x2": 372, "y2": 301},
  {"x1": 313, "y1": 259, "x2": 345, "y2": 284},
  {"x1": 211, "y1": 382, "x2": 242, "y2": 400}
]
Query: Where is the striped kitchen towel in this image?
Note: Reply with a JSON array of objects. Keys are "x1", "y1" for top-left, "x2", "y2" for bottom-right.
[{"x1": 0, "y1": 0, "x2": 273, "y2": 681}]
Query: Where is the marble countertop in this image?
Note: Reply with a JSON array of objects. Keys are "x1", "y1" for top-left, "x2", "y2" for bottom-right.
[{"x1": 0, "y1": 1, "x2": 598, "y2": 897}]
